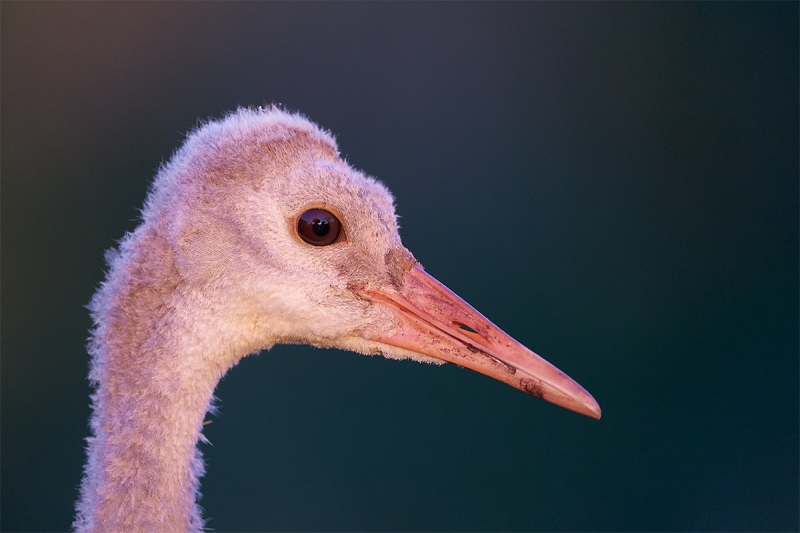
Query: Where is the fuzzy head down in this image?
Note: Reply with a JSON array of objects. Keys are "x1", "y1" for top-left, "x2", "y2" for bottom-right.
[{"x1": 74, "y1": 107, "x2": 430, "y2": 533}]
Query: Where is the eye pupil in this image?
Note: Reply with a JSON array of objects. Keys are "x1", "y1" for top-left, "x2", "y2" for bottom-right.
[
  {"x1": 297, "y1": 208, "x2": 342, "y2": 246},
  {"x1": 312, "y1": 219, "x2": 329, "y2": 236}
]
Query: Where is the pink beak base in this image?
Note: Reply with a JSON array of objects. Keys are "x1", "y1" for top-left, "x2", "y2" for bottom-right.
[{"x1": 359, "y1": 265, "x2": 601, "y2": 419}]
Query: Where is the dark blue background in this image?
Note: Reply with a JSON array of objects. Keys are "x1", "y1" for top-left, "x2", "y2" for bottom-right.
[{"x1": 2, "y1": 3, "x2": 797, "y2": 531}]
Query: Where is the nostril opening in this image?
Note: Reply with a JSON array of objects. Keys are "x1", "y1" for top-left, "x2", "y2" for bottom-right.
[{"x1": 455, "y1": 322, "x2": 478, "y2": 334}]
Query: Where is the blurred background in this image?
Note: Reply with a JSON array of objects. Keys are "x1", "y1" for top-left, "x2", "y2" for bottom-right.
[{"x1": 2, "y1": 3, "x2": 797, "y2": 531}]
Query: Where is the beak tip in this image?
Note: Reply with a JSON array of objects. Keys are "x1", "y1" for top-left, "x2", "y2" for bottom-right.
[{"x1": 582, "y1": 396, "x2": 602, "y2": 420}]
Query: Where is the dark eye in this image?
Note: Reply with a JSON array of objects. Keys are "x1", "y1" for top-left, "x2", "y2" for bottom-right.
[{"x1": 297, "y1": 208, "x2": 343, "y2": 246}]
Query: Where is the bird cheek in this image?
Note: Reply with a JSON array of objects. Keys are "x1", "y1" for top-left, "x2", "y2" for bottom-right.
[{"x1": 357, "y1": 297, "x2": 403, "y2": 338}]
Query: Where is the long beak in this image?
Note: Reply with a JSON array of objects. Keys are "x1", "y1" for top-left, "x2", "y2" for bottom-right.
[{"x1": 358, "y1": 264, "x2": 601, "y2": 419}]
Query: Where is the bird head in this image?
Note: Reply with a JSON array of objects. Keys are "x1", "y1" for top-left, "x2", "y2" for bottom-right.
[{"x1": 146, "y1": 107, "x2": 600, "y2": 419}]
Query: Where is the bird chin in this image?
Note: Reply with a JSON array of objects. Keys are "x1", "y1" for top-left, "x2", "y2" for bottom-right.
[{"x1": 333, "y1": 336, "x2": 447, "y2": 366}]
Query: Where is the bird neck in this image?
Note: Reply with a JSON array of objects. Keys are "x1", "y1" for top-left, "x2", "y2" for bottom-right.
[{"x1": 74, "y1": 224, "x2": 245, "y2": 532}]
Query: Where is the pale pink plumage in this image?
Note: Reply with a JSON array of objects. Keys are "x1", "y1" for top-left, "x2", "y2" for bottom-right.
[{"x1": 75, "y1": 107, "x2": 599, "y2": 532}]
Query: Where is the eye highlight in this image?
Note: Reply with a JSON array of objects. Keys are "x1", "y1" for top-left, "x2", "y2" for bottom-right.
[{"x1": 297, "y1": 208, "x2": 343, "y2": 246}]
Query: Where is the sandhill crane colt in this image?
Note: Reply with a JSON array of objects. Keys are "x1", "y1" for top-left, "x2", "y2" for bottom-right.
[{"x1": 74, "y1": 107, "x2": 600, "y2": 532}]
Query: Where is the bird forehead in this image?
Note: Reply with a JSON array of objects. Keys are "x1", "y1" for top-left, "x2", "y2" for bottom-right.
[{"x1": 274, "y1": 161, "x2": 397, "y2": 224}]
